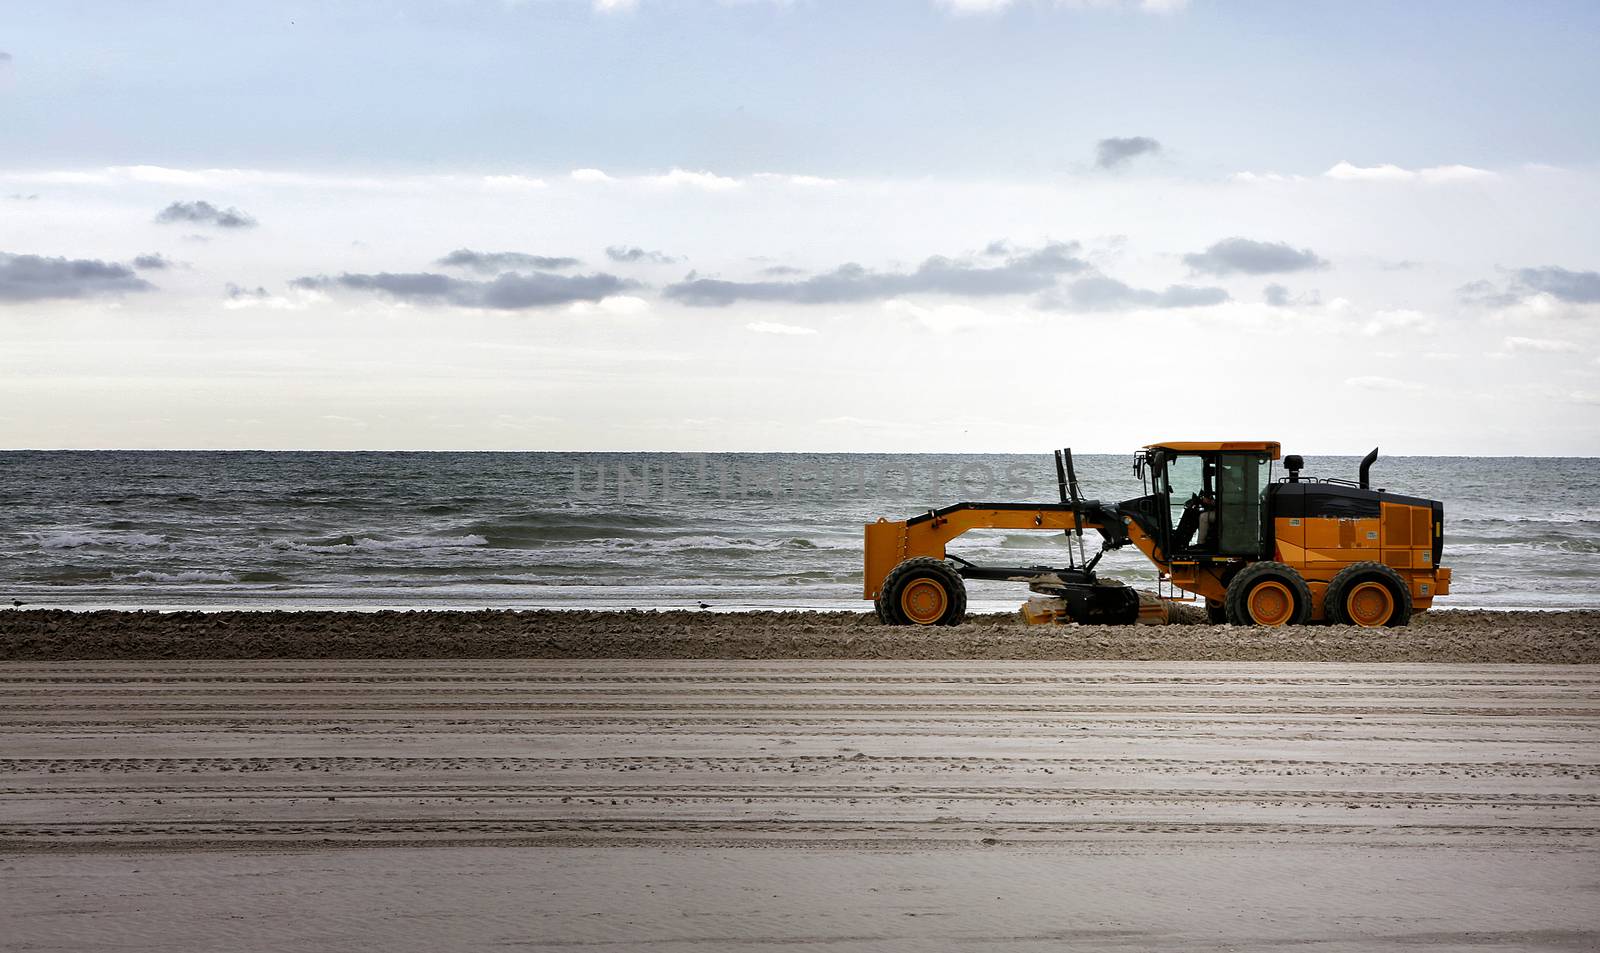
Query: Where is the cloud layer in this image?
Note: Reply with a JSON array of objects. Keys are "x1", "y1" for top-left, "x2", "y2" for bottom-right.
[
  {"x1": 1096, "y1": 136, "x2": 1161, "y2": 169},
  {"x1": 1047, "y1": 276, "x2": 1228, "y2": 311},
  {"x1": 154, "y1": 200, "x2": 257, "y2": 229},
  {"x1": 1461, "y1": 266, "x2": 1600, "y2": 308},
  {"x1": 1183, "y1": 238, "x2": 1327, "y2": 275},
  {"x1": 291, "y1": 269, "x2": 634, "y2": 310},
  {"x1": 436, "y1": 249, "x2": 581, "y2": 273},
  {"x1": 664, "y1": 242, "x2": 1090, "y2": 306},
  {"x1": 0, "y1": 252, "x2": 155, "y2": 302},
  {"x1": 606, "y1": 246, "x2": 679, "y2": 264}
]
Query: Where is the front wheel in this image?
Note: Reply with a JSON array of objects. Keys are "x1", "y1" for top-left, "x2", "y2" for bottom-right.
[
  {"x1": 877, "y1": 557, "x2": 968, "y2": 626},
  {"x1": 1224, "y1": 561, "x2": 1312, "y2": 626}
]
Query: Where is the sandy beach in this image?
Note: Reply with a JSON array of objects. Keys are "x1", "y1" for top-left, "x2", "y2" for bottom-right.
[
  {"x1": 3, "y1": 607, "x2": 1599, "y2": 663},
  {"x1": 2, "y1": 642, "x2": 1598, "y2": 950}
]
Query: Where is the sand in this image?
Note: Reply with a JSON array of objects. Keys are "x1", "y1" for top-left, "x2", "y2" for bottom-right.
[
  {"x1": 2, "y1": 607, "x2": 1598, "y2": 662},
  {"x1": 1, "y1": 657, "x2": 1597, "y2": 951}
]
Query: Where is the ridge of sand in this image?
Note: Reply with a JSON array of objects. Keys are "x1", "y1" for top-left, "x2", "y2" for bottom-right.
[{"x1": 1, "y1": 608, "x2": 1596, "y2": 663}]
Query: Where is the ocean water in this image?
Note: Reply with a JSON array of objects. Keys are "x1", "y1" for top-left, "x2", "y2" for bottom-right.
[{"x1": 0, "y1": 451, "x2": 1595, "y2": 612}]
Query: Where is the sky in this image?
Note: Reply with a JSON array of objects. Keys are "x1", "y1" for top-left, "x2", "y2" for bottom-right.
[{"x1": 2, "y1": 0, "x2": 1599, "y2": 454}]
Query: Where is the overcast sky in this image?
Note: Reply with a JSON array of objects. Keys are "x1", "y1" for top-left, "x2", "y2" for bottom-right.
[{"x1": 2, "y1": 0, "x2": 1598, "y2": 453}]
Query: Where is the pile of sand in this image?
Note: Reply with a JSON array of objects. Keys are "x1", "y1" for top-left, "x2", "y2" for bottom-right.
[{"x1": 1, "y1": 608, "x2": 1595, "y2": 663}]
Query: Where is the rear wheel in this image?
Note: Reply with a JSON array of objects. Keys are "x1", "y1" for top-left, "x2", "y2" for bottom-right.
[
  {"x1": 877, "y1": 557, "x2": 968, "y2": 626},
  {"x1": 1325, "y1": 561, "x2": 1412, "y2": 627},
  {"x1": 1225, "y1": 561, "x2": 1312, "y2": 626}
]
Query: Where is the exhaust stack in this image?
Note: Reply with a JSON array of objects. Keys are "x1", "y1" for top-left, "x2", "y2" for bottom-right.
[{"x1": 1358, "y1": 447, "x2": 1379, "y2": 489}]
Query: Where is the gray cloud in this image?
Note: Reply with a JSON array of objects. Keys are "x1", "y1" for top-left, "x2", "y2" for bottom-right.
[
  {"x1": 1095, "y1": 136, "x2": 1161, "y2": 169},
  {"x1": 1514, "y1": 266, "x2": 1600, "y2": 304},
  {"x1": 1460, "y1": 266, "x2": 1600, "y2": 309},
  {"x1": 225, "y1": 282, "x2": 271, "y2": 300},
  {"x1": 1457, "y1": 279, "x2": 1520, "y2": 308},
  {"x1": 8, "y1": 193, "x2": 38, "y2": 201},
  {"x1": 436, "y1": 249, "x2": 581, "y2": 273},
  {"x1": 290, "y1": 270, "x2": 634, "y2": 310},
  {"x1": 1182, "y1": 238, "x2": 1327, "y2": 275},
  {"x1": 1047, "y1": 276, "x2": 1228, "y2": 312},
  {"x1": 0, "y1": 52, "x2": 11, "y2": 63},
  {"x1": 0, "y1": 252, "x2": 155, "y2": 302},
  {"x1": 664, "y1": 241, "x2": 1090, "y2": 307},
  {"x1": 132, "y1": 253, "x2": 174, "y2": 270},
  {"x1": 1263, "y1": 283, "x2": 1290, "y2": 307},
  {"x1": 760, "y1": 265, "x2": 806, "y2": 277},
  {"x1": 606, "y1": 245, "x2": 680, "y2": 264},
  {"x1": 154, "y1": 200, "x2": 258, "y2": 229}
]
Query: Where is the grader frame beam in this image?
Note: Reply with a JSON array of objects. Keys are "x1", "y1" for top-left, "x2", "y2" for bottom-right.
[{"x1": 864, "y1": 502, "x2": 1112, "y2": 600}]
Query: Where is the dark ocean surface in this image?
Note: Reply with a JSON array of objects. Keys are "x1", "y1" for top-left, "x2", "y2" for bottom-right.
[{"x1": 0, "y1": 452, "x2": 1594, "y2": 612}]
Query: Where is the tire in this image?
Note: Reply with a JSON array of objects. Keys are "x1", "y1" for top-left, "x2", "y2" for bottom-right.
[
  {"x1": 1325, "y1": 561, "x2": 1412, "y2": 627},
  {"x1": 1224, "y1": 561, "x2": 1312, "y2": 627},
  {"x1": 878, "y1": 557, "x2": 967, "y2": 626},
  {"x1": 1205, "y1": 598, "x2": 1228, "y2": 624},
  {"x1": 872, "y1": 592, "x2": 890, "y2": 624}
]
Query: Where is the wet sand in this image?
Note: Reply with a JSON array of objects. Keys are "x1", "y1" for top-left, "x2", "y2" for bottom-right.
[
  {"x1": 1, "y1": 658, "x2": 1597, "y2": 951},
  {"x1": 2, "y1": 607, "x2": 1598, "y2": 662}
]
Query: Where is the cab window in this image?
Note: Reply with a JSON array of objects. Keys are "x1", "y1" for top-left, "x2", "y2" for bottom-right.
[{"x1": 1216, "y1": 452, "x2": 1269, "y2": 555}]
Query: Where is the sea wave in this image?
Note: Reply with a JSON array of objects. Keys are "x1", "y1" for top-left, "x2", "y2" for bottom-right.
[
  {"x1": 34, "y1": 531, "x2": 167, "y2": 550},
  {"x1": 119, "y1": 570, "x2": 238, "y2": 584},
  {"x1": 272, "y1": 534, "x2": 490, "y2": 552}
]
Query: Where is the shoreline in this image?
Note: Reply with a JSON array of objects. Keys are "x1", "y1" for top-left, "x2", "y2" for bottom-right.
[{"x1": 3, "y1": 607, "x2": 1597, "y2": 663}]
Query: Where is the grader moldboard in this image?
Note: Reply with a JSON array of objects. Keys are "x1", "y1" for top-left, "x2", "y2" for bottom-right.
[{"x1": 864, "y1": 442, "x2": 1451, "y2": 627}]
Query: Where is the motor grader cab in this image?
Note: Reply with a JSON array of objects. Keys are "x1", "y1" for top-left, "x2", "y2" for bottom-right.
[{"x1": 864, "y1": 441, "x2": 1450, "y2": 627}]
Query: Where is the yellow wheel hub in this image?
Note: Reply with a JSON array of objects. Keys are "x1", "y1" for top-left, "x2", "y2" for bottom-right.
[
  {"x1": 1346, "y1": 581, "x2": 1395, "y2": 627},
  {"x1": 1247, "y1": 580, "x2": 1295, "y2": 626},
  {"x1": 900, "y1": 578, "x2": 949, "y2": 625}
]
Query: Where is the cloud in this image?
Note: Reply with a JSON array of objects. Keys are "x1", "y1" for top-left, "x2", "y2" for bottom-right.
[
  {"x1": 1324, "y1": 161, "x2": 1494, "y2": 183},
  {"x1": 1345, "y1": 376, "x2": 1424, "y2": 392},
  {"x1": 1231, "y1": 171, "x2": 1307, "y2": 184},
  {"x1": 751, "y1": 173, "x2": 839, "y2": 187},
  {"x1": 0, "y1": 252, "x2": 155, "y2": 302},
  {"x1": 131, "y1": 253, "x2": 174, "y2": 270},
  {"x1": 1183, "y1": 238, "x2": 1327, "y2": 276},
  {"x1": 290, "y1": 269, "x2": 635, "y2": 310},
  {"x1": 663, "y1": 241, "x2": 1090, "y2": 307},
  {"x1": 1095, "y1": 136, "x2": 1161, "y2": 169},
  {"x1": 1263, "y1": 284, "x2": 1290, "y2": 307},
  {"x1": 1513, "y1": 266, "x2": 1600, "y2": 304},
  {"x1": 570, "y1": 168, "x2": 614, "y2": 183},
  {"x1": 0, "y1": 51, "x2": 11, "y2": 63},
  {"x1": 747, "y1": 321, "x2": 817, "y2": 336},
  {"x1": 568, "y1": 295, "x2": 651, "y2": 316},
  {"x1": 647, "y1": 168, "x2": 741, "y2": 190},
  {"x1": 479, "y1": 174, "x2": 546, "y2": 190},
  {"x1": 7, "y1": 193, "x2": 39, "y2": 201},
  {"x1": 937, "y1": 0, "x2": 1013, "y2": 11},
  {"x1": 593, "y1": 0, "x2": 637, "y2": 11},
  {"x1": 225, "y1": 283, "x2": 271, "y2": 300},
  {"x1": 221, "y1": 282, "x2": 307, "y2": 310},
  {"x1": 1498, "y1": 336, "x2": 1579, "y2": 354},
  {"x1": 1361, "y1": 308, "x2": 1433, "y2": 337},
  {"x1": 937, "y1": 0, "x2": 1187, "y2": 13},
  {"x1": 1047, "y1": 275, "x2": 1228, "y2": 311},
  {"x1": 436, "y1": 249, "x2": 581, "y2": 273},
  {"x1": 605, "y1": 245, "x2": 679, "y2": 265},
  {"x1": 154, "y1": 200, "x2": 257, "y2": 229},
  {"x1": 1460, "y1": 266, "x2": 1600, "y2": 311}
]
